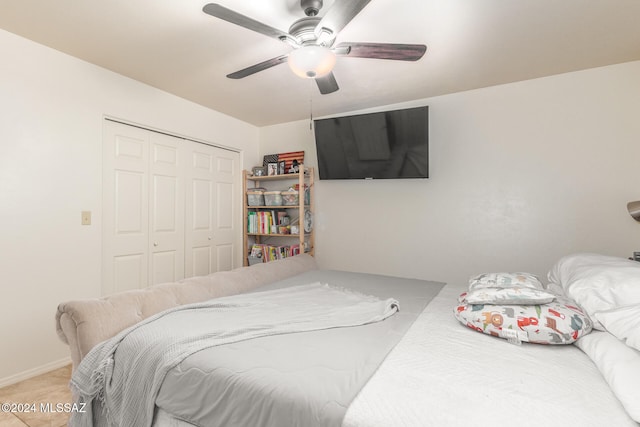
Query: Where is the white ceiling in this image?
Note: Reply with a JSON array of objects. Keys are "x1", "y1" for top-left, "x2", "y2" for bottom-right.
[{"x1": 1, "y1": 0, "x2": 639, "y2": 127}]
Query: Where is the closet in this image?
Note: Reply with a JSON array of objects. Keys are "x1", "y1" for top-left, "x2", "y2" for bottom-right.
[{"x1": 102, "y1": 120, "x2": 240, "y2": 295}]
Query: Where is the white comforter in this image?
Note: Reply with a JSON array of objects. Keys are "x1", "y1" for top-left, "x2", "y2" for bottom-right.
[{"x1": 343, "y1": 284, "x2": 638, "y2": 427}]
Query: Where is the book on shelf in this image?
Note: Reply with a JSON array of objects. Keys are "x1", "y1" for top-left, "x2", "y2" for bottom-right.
[
  {"x1": 247, "y1": 211, "x2": 275, "y2": 234},
  {"x1": 248, "y1": 243, "x2": 300, "y2": 263},
  {"x1": 247, "y1": 210, "x2": 294, "y2": 234}
]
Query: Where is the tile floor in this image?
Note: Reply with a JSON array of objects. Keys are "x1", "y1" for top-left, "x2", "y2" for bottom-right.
[{"x1": 0, "y1": 365, "x2": 72, "y2": 427}]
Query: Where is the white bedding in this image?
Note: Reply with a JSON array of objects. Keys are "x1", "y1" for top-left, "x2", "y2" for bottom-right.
[
  {"x1": 575, "y1": 330, "x2": 640, "y2": 422},
  {"x1": 343, "y1": 284, "x2": 637, "y2": 426},
  {"x1": 152, "y1": 270, "x2": 442, "y2": 427},
  {"x1": 72, "y1": 282, "x2": 400, "y2": 427},
  {"x1": 548, "y1": 253, "x2": 640, "y2": 423},
  {"x1": 153, "y1": 283, "x2": 637, "y2": 427}
]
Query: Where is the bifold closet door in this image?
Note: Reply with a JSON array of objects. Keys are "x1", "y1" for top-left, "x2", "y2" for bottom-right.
[
  {"x1": 184, "y1": 143, "x2": 239, "y2": 277},
  {"x1": 102, "y1": 120, "x2": 240, "y2": 296},
  {"x1": 102, "y1": 121, "x2": 185, "y2": 295}
]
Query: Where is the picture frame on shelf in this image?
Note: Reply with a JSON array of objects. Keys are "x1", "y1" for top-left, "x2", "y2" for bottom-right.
[
  {"x1": 262, "y1": 152, "x2": 305, "y2": 174},
  {"x1": 252, "y1": 166, "x2": 266, "y2": 177},
  {"x1": 263, "y1": 154, "x2": 279, "y2": 167},
  {"x1": 278, "y1": 160, "x2": 286, "y2": 175},
  {"x1": 277, "y1": 151, "x2": 304, "y2": 174},
  {"x1": 267, "y1": 163, "x2": 278, "y2": 176},
  {"x1": 288, "y1": 159, "x2": 301, "y2": 174}
]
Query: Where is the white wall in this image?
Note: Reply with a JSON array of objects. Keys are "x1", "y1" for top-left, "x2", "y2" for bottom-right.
[
  {"x1": 259, "y1": 61, "x2": 640, "y2": 286},
  {"x1": 0, "y1": 29, "x2": 259, "y2": 385}
]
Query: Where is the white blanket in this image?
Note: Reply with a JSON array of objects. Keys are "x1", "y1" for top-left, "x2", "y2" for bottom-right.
[{"x1": 69, "y1": 283, "x2": 398, "y2": 427}]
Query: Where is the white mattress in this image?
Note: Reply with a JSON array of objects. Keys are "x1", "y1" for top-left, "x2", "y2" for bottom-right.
[{"x1": 153, "y1": 284, "x2": 638, "y2": 427}]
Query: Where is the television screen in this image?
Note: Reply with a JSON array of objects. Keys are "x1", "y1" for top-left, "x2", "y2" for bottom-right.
[{"x1": 313, "y1": 106, "x2": 429, "y2": 180}]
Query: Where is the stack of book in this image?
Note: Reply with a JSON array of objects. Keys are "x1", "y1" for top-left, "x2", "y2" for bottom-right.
[
  {"x1": 247, "y1": 211, "x2": 289, "y2": 234},
  {"x1": 249, "y1": 243, "x2": 300, "y2": 263}
]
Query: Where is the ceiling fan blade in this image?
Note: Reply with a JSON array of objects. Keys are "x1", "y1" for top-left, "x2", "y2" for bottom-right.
[
  {"x1": 315, "y1": 0, "x2": 372, "y2": 36},
  {"x1": 203, "y1": 3, "x2": 293, "y2": 43},
  {"x1": 315, "y1": 72, "x2": 339, "y2": 95},
  {"x1": 227, "y1": 55, "x2": 289, "y2": 79},
  {"x1": 336, "y1": 42, "x2": 427, "y2": 61}
]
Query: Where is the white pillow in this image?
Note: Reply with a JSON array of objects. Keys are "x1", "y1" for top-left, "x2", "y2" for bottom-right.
[
  {"x1": 469, "y1": 272, "x2": 543, "y2": 290},
  {"x1": 464, "y1": 287, "x2": 556, "y2": 305},
  {"x1": 575, "y1": 331, "x2": 640, "y2": 422},
  {"x1": 547, "y1": 253, "x2": 640, "y2": 330},
  {"x1": 595, "y1": 304, "x2": 640, "y2": 352}
]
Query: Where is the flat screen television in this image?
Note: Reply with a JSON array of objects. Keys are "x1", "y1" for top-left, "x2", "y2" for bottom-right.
[{"x1": 313, "y1": 106, "x2": 429, "y2": 180}]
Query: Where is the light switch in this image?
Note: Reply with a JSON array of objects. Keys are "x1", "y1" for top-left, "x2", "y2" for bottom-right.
[{"x1": 81, "y1": 211, "x2": 91, "y2": 225}]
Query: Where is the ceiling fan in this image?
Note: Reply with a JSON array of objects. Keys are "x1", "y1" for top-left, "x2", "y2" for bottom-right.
[{"x1": 202, "y1": 0, "x2": 427, "y2": 95}]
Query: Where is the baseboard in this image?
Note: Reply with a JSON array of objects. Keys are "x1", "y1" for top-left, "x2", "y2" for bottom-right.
[{"x1": 0, "y1": 357, "x2": 72, "y2": 389}]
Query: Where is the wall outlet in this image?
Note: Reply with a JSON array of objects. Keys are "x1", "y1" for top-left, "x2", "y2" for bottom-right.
[{"x1": 81, "y1": 211, "x2": 92, "y2": 225}]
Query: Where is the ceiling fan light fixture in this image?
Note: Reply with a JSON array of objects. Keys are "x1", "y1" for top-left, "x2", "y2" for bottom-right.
[{"x1": 288, "y1": 45, "x2": 336, "y2": 78}]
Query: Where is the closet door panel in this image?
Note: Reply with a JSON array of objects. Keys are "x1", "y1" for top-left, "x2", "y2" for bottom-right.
[
  {"x1": 103, "y1": 122, "x2": 149, "y2": 295},
  {"x1": 113, "y1": 254, "x2": 145, "y2": 294},
  {"x1": 191, "y1": 247, "x2": 212, "y2": 277},
  {"x1": 192, "y1": 178, "x2": 212, "y2": 230},
  {"x1": 185, "y1": 144, "x2": 239, "y2": 277},
  {"x1": 114, "y1": 170, "x2": 145, "y2": 235},
  {"x1": 149, "y1": 132, "x2": 185, "y2": 285},
  {"x1": 150, "y1": 250, "x2": 178, "y2": 285},
  {"x1": 215, "y1": 243, "x2": 234, "y2": 272},
  {"x1": 185, "y1": 146, "x2": 215, "y2": 277},
  {"x1": 214, "y1": 178, "x2": 235, "y2": 272},
  {"x1": 188, "y1": 177, "x2": 213, "y2": 276}
]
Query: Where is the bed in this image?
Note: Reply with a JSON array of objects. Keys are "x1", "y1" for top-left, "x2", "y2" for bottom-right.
[{"x1": 56, "y1": 253, "x2": 640, "y2": 426}]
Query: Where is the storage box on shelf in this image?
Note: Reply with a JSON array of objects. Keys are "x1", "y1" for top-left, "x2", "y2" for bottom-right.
[
  {"x1": 281, "y1": 191, "x2": 298, "y2": 206},
  {"x1": 242, "y1": 164, "x2": 314, "y2": 266},
  {"x1": 264, "y1": 191, "x2": 283, "y2": 206},
  {"x1": 246, "y1": 189, "x2": 265, "y2": 206}
]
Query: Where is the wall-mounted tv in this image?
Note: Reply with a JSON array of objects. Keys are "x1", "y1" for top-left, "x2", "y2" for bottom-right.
[{"x1": 313, "y1": 106, "x2": 429, "y2": 180}]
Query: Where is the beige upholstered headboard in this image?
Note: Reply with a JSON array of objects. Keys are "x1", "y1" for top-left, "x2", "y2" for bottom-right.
[{"x1": 56, "y1": 254, "x2": 318, "y2": 369}]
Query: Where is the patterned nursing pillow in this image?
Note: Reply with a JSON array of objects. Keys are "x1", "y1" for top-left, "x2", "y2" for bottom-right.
[{"x1": 454, "y1": 292, "x2": 593, "y2": 345}]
